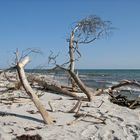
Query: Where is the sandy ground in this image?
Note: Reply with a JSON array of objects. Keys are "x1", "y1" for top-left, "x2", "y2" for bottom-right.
[{"x1": 0, "y1": 72, "x2": 140, "y2": 140}]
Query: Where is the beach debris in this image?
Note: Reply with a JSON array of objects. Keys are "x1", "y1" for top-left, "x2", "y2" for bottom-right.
[
  {"x1": 68, "y1": 69, "x2": 93, "y2": 101},
  {"x1": 54, "y1": 65, "x2": 93, "y2": 101},
  {"x1": 26, "y1": 110, "x2": 38, "y2": 114},
  {"x1": 48, "y1": 101, "x2": 55, "y2": 112},
  {"x1": 74, "y1": 113, "x2": 106, "y2": 124},
  {"x1": 15, "y1": 50, "x2": 54, "y2": 124},
  {"x1": 67, "y1": 112, "x2": 106, "y2": 126},
  {"x1": 16, "y1": 134, "x2": 42, "y2": 140},
  {"x1": 68, "y1": 97, "x2": 83, "y2": 113},
  {"x1": 103, "y1": 80, "x2": 140, "y2": 109},
  {"x1": 82, "y1": 100, "x2": 104, "y2": 108},
  {"x1": 67, "y1": 113, "x2": 87, "y2": 125},
  {"x1": 27, "y1": 74, "x2": 79, "y2": 99},
  {"x1": 24, "y1": 126, "x2": 42, "y2": 131}
]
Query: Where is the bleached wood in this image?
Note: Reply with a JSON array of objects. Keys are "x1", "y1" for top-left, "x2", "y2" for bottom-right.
[{"x1": 16, "y1": 57, "x2": 53, "y2": 124}]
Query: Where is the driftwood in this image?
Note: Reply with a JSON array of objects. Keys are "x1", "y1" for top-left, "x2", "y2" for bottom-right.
[
  {"x1": 68, "y1": 97, "x2": 84, "y2": 113},
  {"x1": 16, "y1": 56, "x2": 53, "y2": 124},
  {"x1": 61, "y1": 85, "x2": 81, "y2": 92},
  {"x1": 67, "y1": 112, "x2": 106, "y2": 126},
  {"x1": 68, "y1": 70, "x2": 93, "y2": 101},
  {"x1": 27, "y1": 75, "x2": 80, "y2": 99},
  {"x1": 103, "y1": 80, "x2": 140, "y2": 109},
  {"x1": 55, "y1": 65, "x2": 93, "y2": 101}
]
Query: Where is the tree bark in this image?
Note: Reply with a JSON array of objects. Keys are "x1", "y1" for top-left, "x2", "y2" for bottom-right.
[
  {"x1": 16, "y1": 57, "x2": 53, "y2": 124},
  {"x1": 68, "y1": 70, "x2": 93, "y2": 101},
  {"x1": 69, "y1": 31, "x2": 75, "y2": 73},
  {"x1": 69, "y1": 31, "x2": 77, "y2": 89},
  {"x1": 27, "y1": 75, "x2": 79, "y2": 99},
  {"x1": 55, "y1": 65, "x2": 93, "y2": 101}
]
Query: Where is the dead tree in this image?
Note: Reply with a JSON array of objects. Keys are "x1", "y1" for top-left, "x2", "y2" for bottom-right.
[
  {"x1": 27, "y1": 74, "x2": 80, "y2": 99},
  {"x1": 46, "y1": 16, "x2": 112, "y2": 100},
  {"x1": 68, "y1": 15, "x2": 112, "y2": 89},
  {"x1": 16, "y1": 55, "x2": 53, "y2": 124}
]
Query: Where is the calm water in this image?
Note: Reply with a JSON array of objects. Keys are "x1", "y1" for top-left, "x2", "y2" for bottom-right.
[{"x1": 78, "y1": 69, "x2": 140, "y2": 89}]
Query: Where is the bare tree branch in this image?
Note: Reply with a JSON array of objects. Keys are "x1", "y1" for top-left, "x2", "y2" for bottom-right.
[
  {"x1": 48, "y1": 50, "x2": 59, "y2": 65},
  {"x1": 19, "y1": 48, "x2": 42, "y2": 62}
]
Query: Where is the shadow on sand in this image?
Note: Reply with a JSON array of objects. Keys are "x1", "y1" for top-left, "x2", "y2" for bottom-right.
[{"x1": 0, "y1": 111, "x2": 44, "y2": 123}]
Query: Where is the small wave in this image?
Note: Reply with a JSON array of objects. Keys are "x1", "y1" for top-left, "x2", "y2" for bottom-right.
[
  {"x1": 106, "y1": 81, "x2": 140, "y2": 92},
  {"x1": 79, "y1": 73, "x2": 110, "y2": 77},
  {"x1": 106, "y1": 81, "x2": 119, "y2": 85},
  {"x1": 105, "y1": 81, "x2": 119, "y2": 88},
  {"x1": 119, "y1": 87, "x2": 140, "y2": 92}
]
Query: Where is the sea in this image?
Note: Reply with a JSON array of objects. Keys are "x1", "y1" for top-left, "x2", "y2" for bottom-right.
[
  {"x1": 27, "y1": 69, "x2": 140, "y2": 88},
  {"x1": 26, "y1": 69, "x2": 140, "y2": 100},
  {"x1": 78, "y1": 69, "x2": 140, "y2": 88}
]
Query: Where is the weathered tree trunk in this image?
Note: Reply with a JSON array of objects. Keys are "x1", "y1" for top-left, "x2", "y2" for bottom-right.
[
  {"x1": 69, "y1": 31, "x2": 75, "y2": 73},
  {"x1": 27, "y1": 75, "x2": 79, "y2": 99},
  {"x1": 68, "y1": 70, "x2": 93, "y2": 101},
  {"x1": 69, "y1": 31, "x2": 77, "y2": 90},
  {"x1": 55, "y1": 65, "x2": 93, "y2": 101},
  {"x1": 16, "y1": 57, "x2": 53, "y2": 124}
]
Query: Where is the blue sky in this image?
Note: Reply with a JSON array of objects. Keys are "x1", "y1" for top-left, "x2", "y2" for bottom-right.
[{"x1": 0, "y1": 0, "x2": 140, "y2": 69}]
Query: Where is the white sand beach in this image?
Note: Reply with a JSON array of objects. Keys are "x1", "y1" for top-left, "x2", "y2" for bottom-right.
[{"x1": 0, "y1": 72, "x2": 140, "y2": 140}]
